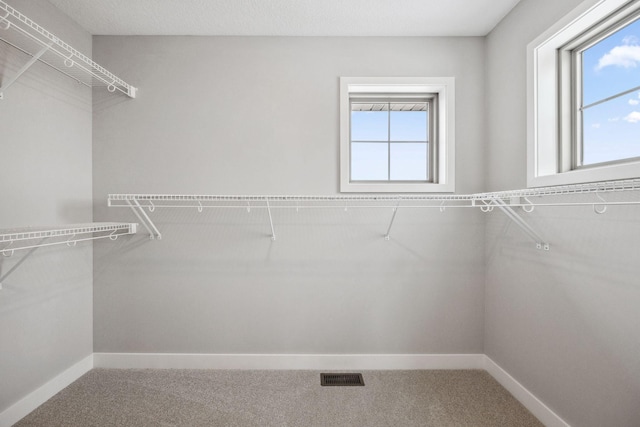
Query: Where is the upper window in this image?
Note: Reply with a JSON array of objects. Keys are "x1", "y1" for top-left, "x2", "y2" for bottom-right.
[
  {"x1": 570, "y1": 10, "x2": 640, "y2": 168},
  {"x1": 340, "y1": 77, "x2": 455, "y2": 193},
  {"x1": 528, "y1": 0, "x2": 640, "y2": 187}
]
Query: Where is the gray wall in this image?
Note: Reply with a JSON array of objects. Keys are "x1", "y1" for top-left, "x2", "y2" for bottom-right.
[
  {"x1": 92, "y1": 36, "x2": 487, "y2": 354},
  {"x1": 0, "y1": 0, "x2": 93, "y2": 413},
  {"x1": 485, "y1": 1, "x2": 640, "y2": 426}
]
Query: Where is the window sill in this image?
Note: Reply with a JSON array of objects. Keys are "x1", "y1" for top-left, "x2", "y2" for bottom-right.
[
  {"x1": 340, "y1": 182, "x2": 454, "y2": 193},
  {"x1": 527, "y1": 159, "x2": 640, "y2": 187}
]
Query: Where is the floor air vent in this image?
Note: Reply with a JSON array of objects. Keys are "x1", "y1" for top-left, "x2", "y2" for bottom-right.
[{"x1": 320, "y1": 373, "x2": 365, "y2": 386}]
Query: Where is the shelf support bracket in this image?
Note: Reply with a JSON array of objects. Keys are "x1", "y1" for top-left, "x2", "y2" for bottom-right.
[
  {"x1": 0, "y1": 42, "x2": 52, "y2": 100},
  {"x1": 0, "y1": 244, "x2": 41, "y2": 291},
  {"x1": 384, "y1": 202, "x2": 400, "y2": 240},
  {"x1": 491, "y1": 198, "x2": 549, "y2": 250},
  {"x1": 126, "y1": 199, "x2": 161, "y2": 240},
  {"x1": 266, "y1": 199, "x2": 276, "y2": 241}
]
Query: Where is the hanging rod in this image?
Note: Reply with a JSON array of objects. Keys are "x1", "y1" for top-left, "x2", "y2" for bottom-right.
[
  {"x1": 0, "y1": 1, "x2": 137, "y2": 98},
  {"x1": 0, "y1": 222, "x2": 137, "y2": 256}
]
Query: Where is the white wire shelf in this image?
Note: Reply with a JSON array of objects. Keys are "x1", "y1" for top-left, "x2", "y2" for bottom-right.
[
  {"x1": 476, "y1": 178, "x2": 640, "y2": 199},
  {"x1": 108, "y1": 178, "x2": 640, "y2": 209},
  {"x1": 0, "y1": 222, "x2": 137, "y2": 256},
  {"x1": 107, "y1": 179, "x2": 640, "y2": 248},
  {"x1": 108, "y1": 193, "x2": 478, "y2": 209},
  {"x1": 0, "y1": 1, "x2": 137, "y2": 99}
]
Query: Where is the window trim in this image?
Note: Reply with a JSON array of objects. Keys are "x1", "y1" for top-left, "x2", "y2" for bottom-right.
[
  {"x1": 340, "y1": 77, "x2": 455, "y2": 193},
  {"x1": 527, "y1": 0, "x2": 640, "y2": 187}
]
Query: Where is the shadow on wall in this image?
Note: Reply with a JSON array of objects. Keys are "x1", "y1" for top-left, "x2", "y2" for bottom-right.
[
  {"x1": 93, "y1": 87, "x2": 134, "y2": 112},
  {"x1": 93, "y1": 206, "x2": 485, "y2": 274},
  {"x1": 0, "y1": 244, "x2": 93, "y2": 316},
  {"x1": 485, "y1": 202, "x2": 640, "y2": 289},
  {"x1": 0, "y1": 47, "x2": 91, "y2": 111}
]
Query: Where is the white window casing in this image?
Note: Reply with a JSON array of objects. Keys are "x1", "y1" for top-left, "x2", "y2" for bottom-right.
[
  {"x1": 340, "y1": 77, "x2": 455, "y2": 193},
  {"x1": 527, "y1": 0, "x2": 640, "y2": 187}
]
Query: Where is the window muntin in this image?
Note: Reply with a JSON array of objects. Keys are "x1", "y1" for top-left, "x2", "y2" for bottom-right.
[
  {"x1": 575, "y1": 15, "x2": 640, "y2": 167},
  {"x1": 350, "y1": 100, "x2": 431, "y2": 182}
]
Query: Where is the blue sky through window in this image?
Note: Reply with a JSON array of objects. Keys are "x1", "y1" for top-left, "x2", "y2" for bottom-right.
[
  {"x1": 351, "y1": 104, "x2": 428, "y2": 181},
  {"x1": 582, "y1": 18, "x2": 640, "y2": 165}
]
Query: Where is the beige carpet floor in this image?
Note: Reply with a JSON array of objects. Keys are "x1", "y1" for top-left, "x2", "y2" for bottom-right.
[{"x1": 15, "y1": 369, "x2": 543, "y2": 426}]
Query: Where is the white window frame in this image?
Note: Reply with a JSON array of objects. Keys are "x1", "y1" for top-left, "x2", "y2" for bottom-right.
[
  {"x1": 527, "y1": 0, "x2": 640, "y2": 187},
  {"x1": 340, "y1": 77, "x2": 455, "y2": 193}
]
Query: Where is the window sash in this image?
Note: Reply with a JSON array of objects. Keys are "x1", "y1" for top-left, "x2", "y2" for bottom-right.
[
  {"x1": 349, "y1": 97, "x2": 434, "y2": 182},
  {"x1": 564, "y1": 6, "x2": 640, "y2": 169}
]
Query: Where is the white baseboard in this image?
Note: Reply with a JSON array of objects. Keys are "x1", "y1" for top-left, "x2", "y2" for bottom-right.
[
  {"x1": 0, "y1": 354, "x2": 93, "y2": 427},
  {"x1": 93, "y1": 352, "x2": 485, "y2": 370},
  {"x1": 484, "y1": 355, "x2": 570, "y2": 427}
]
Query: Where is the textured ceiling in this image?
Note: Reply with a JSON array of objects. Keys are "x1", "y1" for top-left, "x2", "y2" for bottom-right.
[{"x1": 48, "y1": 0, "x2": 522, "y2": 36}]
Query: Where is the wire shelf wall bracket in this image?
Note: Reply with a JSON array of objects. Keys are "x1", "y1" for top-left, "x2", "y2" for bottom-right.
[
  {"x1": 266, "y1": 199, "x2": 276, "y2": 241},
  {"x1": 0, "y1": 222, "x2": 137, "y2": 290},
  {"x1": 0, "y1": 1, "x2": 137, "y2": 99},
  {"x1": 384, "y1": 202, "x2": 401, "y2": 241},
  {"x1": 107, "y1": 179, "x2": 640, "y2": 250},
  {"x1": 490, "y1": 198, "x2": 549, "y2": 251},
  {"x1": 126, "y1": 199, "x2": 162, "y2": 240},
  {"x1": 0, "y1": 40, "x2": 51, "y2": 99}
]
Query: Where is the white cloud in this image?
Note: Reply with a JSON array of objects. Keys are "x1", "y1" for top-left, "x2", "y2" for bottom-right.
[
  {"x1": 591, "y1": 123, "x2": 601, "y2": 129},
  {"x1": 623, "y1": 111, "x2": 640, "y2": 123},
  {"x1": 623, "y1": 35, "x2": 640, "y2": 45},
  {"x1": 596, "y1": 45, "x2": 640, "y2": 70},
  {"x1": 608, "y1": 117, "x2": 620, "y2": 122},
  {"x1": 629, "y1": 99, "x2": 640, "y2": 105}
]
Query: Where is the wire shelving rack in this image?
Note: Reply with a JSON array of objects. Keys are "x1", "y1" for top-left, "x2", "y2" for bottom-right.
[
  {"x1": 0, "y1": 0, "x2": 137, "y2": 99},
  {"x1": 107, "y1": 179, "x2": 640, "y2": 249},
  {"x1": 0, "y1": 222, "x2": 138, "y2": 256}
]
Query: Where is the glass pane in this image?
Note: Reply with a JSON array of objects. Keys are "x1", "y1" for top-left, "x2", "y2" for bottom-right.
[
  {"x1": 351, "y1": 108, "x2": 388, "y2": 141},
  {"x1": 390, "y1": 110, "x2": 428, "y2": 141},
  {"x1": 582, "y1": 95, "x2": 640, "y2": 165},
  {"x1": 390, "y1": 143, "x2": 428, "y2": 181},
  {"x1": 582, "y1": 18, "x2": 640, "y2": 106},
  {"x1": 351, "y1": 143, "x2": 388, "y2": 181}
]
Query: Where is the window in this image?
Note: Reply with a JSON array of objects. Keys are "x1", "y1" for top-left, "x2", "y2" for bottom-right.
[
  {"x1": 571, "y1": 13, "x2": 640, "y2": 167},
  {"x1": 528, "y1": 0, "x2": 640, "y2": 187},
  {"x1": 340, "y1": 77, "x2": 455, "y2": 193}
]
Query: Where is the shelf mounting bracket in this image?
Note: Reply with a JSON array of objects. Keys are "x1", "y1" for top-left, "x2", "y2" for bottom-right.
[
  {"x1": 0, "y1": 42, "x2": 53, "y2": 100},
  {"x1": 491, "y1": 198, "x2": 549, "y2": 250},
  {"x1": 266, "y1": 199, "x2": 276, "y2": 241},
  {"x1": 384, "y1": 201, "x2": 400, "y2": 240},
  {"x1": 126, "y1": 199, "x2": 161, "y2": 240}
]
